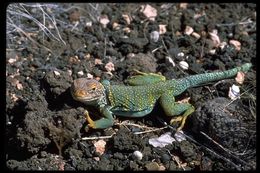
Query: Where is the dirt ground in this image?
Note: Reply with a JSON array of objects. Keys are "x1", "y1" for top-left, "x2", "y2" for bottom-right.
[{"x1": 6, "y1": 3, "x2": 256, "y2": 170}]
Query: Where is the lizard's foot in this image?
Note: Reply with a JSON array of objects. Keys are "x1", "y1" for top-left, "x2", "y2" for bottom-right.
[
  {"x1": 170, "y1": 115, "x2": 188, "y2": 132},
  {"x1": 83, "y1": 108, "x2": 114, "y2": 129},
  {"x1": 84, "y1": 110, "x2": 97, "y2": 129}
]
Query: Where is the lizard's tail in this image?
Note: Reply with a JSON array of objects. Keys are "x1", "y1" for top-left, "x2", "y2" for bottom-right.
[{"x1": 173, "y1": 63, "x2": 252, "y2": 96}]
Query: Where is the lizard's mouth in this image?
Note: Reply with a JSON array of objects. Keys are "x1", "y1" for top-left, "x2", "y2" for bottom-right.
[{"x1": 72, "y1": 90, "x2": 101, "y2": 102}]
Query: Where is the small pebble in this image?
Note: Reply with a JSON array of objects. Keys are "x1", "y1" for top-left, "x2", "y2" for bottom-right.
[
  {"x1": 132, "y1": 150, "x2": 143, "y2": 161},
  {"x1": 67, "y1": 70, "x2": 72, "y2": 76},
  {"x1": 184, "y1": 26, "x2": 194, "y2": 35},
  {"x1": 161, "y1": 153, "x2": 171, "y2": 163},
  {"x1": 177, "y1": 52, "x2": 184, "y2": 57},
  {"x1": 53, "y1": 70, "x2": 60, "y2": 76},
  {"x1": 145, "y1": 162, "x2": 160, "y2": 170},
  {"x1": 228, "y1": 84, "x2": 240, "y2": 100},
  {"x1": 179, "y1": 61, "x2": 189, "y2": 70},
  {"x1": 174, "y1": 130, "x2": 186, "y2": 142},
  {"x1": 219, "y1": 42, "x2": 227, "y2": 50},
  {"x1": 165, "y1": 56, "x2": 175, "y2": 67},
  {"x1": 209, "y1": 49, "x2": 216, "y2": 55},
  {"x1": 123, "y1": 27, "x2": 131, "y2": 33},
  {"x1": 77, "y1": 71, "x2": 84, "y2": 76},
  {"x1": 127, "y1": 53, "x2": 135, "y2": 58},
  {"x1": 150, "y1": 31, "x2": 160, "y2": 42},
  {"x1": 8, "y1": 58, "x2": 17, "y2": 64},
  {"x1": 86, "y1": 21, "x2": 92, "y2": 27},
  {"x1": 86, "y1": 73, "x2": 93, "y2": 79}
]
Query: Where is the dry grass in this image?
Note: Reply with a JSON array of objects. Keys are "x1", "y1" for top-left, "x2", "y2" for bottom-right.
[{"x1": 6, "y1": 3, "x2": 106, "y2": 51}]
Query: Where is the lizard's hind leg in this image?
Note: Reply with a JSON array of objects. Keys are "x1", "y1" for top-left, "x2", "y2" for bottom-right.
[
  {"x1": 125, "y1": 70, "x2": 166, "y2": 86},
  {"x1": 159, "y1": 90, "x2": 195, "y2": 132}
]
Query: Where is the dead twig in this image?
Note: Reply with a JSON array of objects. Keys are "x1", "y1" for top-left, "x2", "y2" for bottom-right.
[
  {"x1": 81, "y1": 132, "x2": 116, "y2": 140},
  {"x1": 133, "y1": 126, "x2": 168, "y2": 135},
  {"x1": 167, "y1": 126, "x2": 242, "y2": 170},
  {"x1": 200, "y1": 131, "x2": 252, "y2": 168},
  {"x1": 7, "y1": 16, "x2": 53, "y2": 53},
  {"x1": 116, "y1": 121, "x2": 168, "y2": 134}
]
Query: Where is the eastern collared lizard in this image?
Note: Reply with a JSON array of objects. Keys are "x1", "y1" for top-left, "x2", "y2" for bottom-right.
[{"x1": 70, "y1": 63, "x2": 252, "y2": 131}]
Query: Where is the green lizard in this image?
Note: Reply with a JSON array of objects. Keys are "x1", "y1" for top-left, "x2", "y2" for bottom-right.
[{"x1": 70, "y1": 63, "x2": 252, "y2": 131}]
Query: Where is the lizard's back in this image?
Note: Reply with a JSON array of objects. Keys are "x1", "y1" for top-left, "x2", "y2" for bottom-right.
[{"x1": 106, "y1": 82, "x2": 168, "y2": 114}]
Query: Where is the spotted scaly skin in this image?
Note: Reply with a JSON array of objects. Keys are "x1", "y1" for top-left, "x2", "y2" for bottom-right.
[{"x1": 70, "y1": 63, "x2": 252, "y2": 131}]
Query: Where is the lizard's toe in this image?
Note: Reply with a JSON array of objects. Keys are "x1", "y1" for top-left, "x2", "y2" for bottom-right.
[
  {"x1": 170, "y1": 116, "x2": 183, "y2": 124},
  {"x1": 84, "y1": 110, "x2": 97, "y2": 129},
  {"x1": 170, "y1": 116, "x2": 186, "y2": 132}
]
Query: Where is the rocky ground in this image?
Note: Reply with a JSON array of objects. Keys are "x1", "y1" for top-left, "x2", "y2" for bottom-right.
[{"x1": 6, "y1": 3, "x2": 256, "y2": 170}]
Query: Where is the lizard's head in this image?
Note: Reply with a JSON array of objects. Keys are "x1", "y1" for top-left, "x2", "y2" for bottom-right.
[{"x1": 71, "y1": 78, "x2": 105, "y2": 105}]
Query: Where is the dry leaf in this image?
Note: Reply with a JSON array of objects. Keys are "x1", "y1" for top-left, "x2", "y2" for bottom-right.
[
  {"x1": 159, "y1": 165, "x2": 166, "y2": 170},
  {"x1": 11, "y1": 93, "x2": 19, "y2": 102},
  {"x1": 219, "y1": 42, "x2": 227, "y2": 50},
  {"x1": 159, "y1": 24, "x2": 167, "y2": 34},
  {"x1": 16, "y1": 83, "x2": 23, "y2": 90},
  {"x1": 149, "y1": 132, "x2": 175, "y2": 148},
  {"x1": 94, "y1": 58, "x2": 103, "y2": 65},
  {"x1": 235, "y1": 71, "x2": 245, "y2": 84},
  {"x1": 140, "y1": 4, "x2": 157, "y2": 21},
  {"x1": 123, "y1": 27, "x2": 131, "y2": 33},
  {"x1": 99, "y1": 15, "x2": 110, "y2": 28},
  {"x1": 105, "y1": 62, "x2": 115, "y2": 72},
  {"x1": 191, "y1": 32, "x2": 200, "y2": 39},
  {"x1": 229, "y1": 40, "x2": 241, "y2": 51},
  {"x1": 112, "y1": 22, "x2": 120, "y2": 30},
  {"x1": 94, "y1": 139, "x2": 106, "y2": 155},
  {"x1": 179, "y1": 3, "x2": 188, "y2": 9},
  {"x1": 209, "y1": 30, "x2": 221, "y2": 47},
  {"x1": 122, "y1": 14, "x2": 132, "y2": 25},
  {"x1": 184, "y1": 26, "x2": 194, "y2": 35}
]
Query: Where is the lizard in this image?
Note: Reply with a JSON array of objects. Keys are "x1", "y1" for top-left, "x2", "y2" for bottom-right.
[{"x1": 70, "y1": 63, "x2": 252, "y2": 132}]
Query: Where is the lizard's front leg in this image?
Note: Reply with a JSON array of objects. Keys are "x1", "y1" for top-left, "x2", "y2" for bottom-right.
[
  {"x1": 159, "y1": 90, "x2": 195, "y2": 132},
  {"x1": 84, "y1": 106, "x2": 114, "y2": 129}
]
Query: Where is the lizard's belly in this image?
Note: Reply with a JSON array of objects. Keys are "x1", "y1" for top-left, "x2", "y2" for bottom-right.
[{"x1": 111, "y1": 108, "x2": 153, "y2": 117}]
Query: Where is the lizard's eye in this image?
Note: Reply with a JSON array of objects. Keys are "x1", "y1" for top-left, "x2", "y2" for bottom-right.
[{"x1": 91, "y1": 87, "x2": 96, "y2": 91}]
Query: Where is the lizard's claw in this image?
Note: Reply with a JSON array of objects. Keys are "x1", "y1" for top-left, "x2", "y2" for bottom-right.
[
  {"x1": 84, "y1": 110, "x2": 96, "y2": 129},
  {"x1": 170, "y1": 115, "x2": 188, "y2": 132}
]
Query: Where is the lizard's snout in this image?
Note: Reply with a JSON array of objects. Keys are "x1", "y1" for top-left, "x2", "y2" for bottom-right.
[{"x1": 74, "y1": 90, "x2": 87, "y2": 98}]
